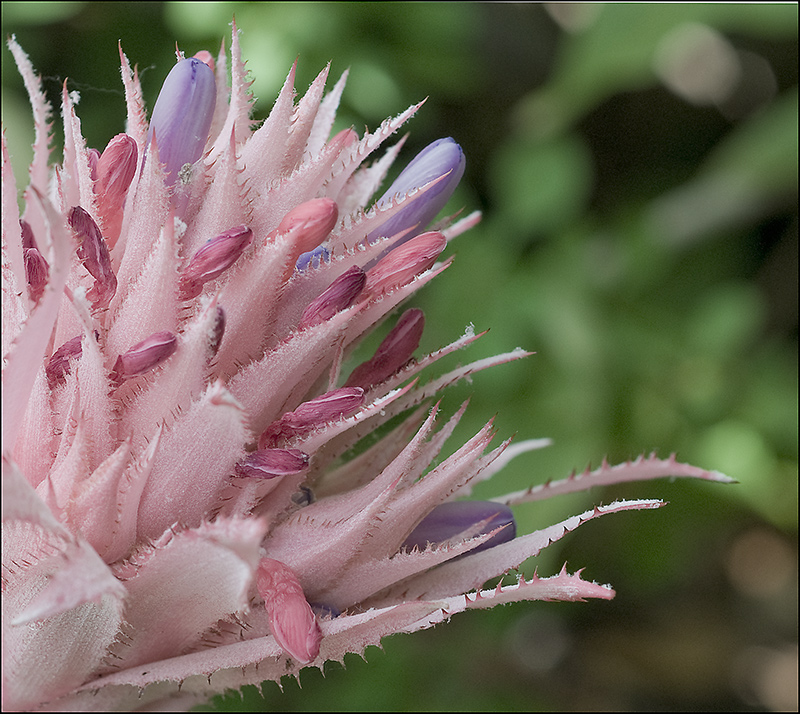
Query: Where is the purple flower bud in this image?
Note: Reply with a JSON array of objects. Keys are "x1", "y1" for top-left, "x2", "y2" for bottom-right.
[
  {"x1": 345, "y1": 308, "x2": 424, "y2": 389},
  {"x1": 234, "y1": 448, "x2": 310, "y2": 479},
  {"x1": 364, "y1": 230, "x2": 446, "y2": 296},
  {"x1": 259, "y1": 387, "x2": 365, "y2": 449},
  {"x1": 178, "y1": 226, "x2": 253, "y2": 300},
  {"x1": 147, "y1": 57, "x2": 216, "y2": 185},
  {"x1": 368, "y1": 137, "x2": 465, "y2": 245},
  {"x1": 402, "y1": 501, "x2": 516, "y2": 555},
  {"x1": 111, "y1": 330, "x2": 177, "y2": 383},
  {"x1": 295, "y1": 245, "x2": 330, "y2": 272},
  {"x1": 67, "y1": 206, "x2": 117, "y2": 310},
  {"x1": 299, "y1": 265, "x2": 366, "y2": 329},
  {"x1": 45, "y1": 335, "x2": 83, "y2": 389}
]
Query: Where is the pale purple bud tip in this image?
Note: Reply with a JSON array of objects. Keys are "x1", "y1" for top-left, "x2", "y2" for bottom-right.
[
  {"x1": 94, "y1": 133, "x2": 137, "y2": 245},
  {"x1": 402, "y1": 501, "x2": 516, "y2": 554},
  {"x1": 365, "y1": 230, "x2": 447, "y2": 296},
  {"x1": 234, "y1": 448, "x2": 310, "y2": 479},
  {"x1": 67, "y1": 206, "x2": 117, "y2": 309},
  {"x1": 257, "y1": 558, "x2": 322, "y2": 663},
  {"x1": 346, "y1": 308, "x2": 424, "y2": 389},
  {"x1": 179, "y1": 226, "x2": 253, "y2": 300},
  {"x1": 368, "y1": 137, "x2": 465, "y2": 245},
  {"x1": 111, "y1": 330, "x2": 177, "y2": 381},
  {"x1": 277, "y1": 198, "x2": 339, "y2": 257},
  {"x1": 259, "y1": 387, "x2": 365, "y2": 449},
  {"x1": 45, "y1": 335, "x2": 82, "y2": 389},
  {"x1": 147, "y1": 57, "x2": 216, "y2": 185},
  {"x1": 299, "y1": 265, "x2": 366, "y2": 329},
  {"x1": 295, "y1": 245, "x2": 330, "y2": 272}
]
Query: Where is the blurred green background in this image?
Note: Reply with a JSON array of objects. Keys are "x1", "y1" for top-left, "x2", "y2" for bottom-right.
[{"x1": 2, "y1": 2, "x2": 797, "y2": 711}]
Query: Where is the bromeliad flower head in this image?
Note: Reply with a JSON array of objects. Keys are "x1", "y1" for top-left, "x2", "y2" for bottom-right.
[{"x1": 1, "y1": 23, "x2": 734, "y2": 712}]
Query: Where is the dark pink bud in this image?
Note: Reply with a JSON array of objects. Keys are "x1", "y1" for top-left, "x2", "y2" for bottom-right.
[
  {"x1": 234, "y1": 448, "x2": 310, "y2": 479},
  {"x1": 111, "y1": 331, "x2": 177, "y2": 381},
  {"x1": 259, "y1": 387, "x2": 365, "y2": 449},
  {"x1": 94, "y1": 133, "x2": 137, "y2": 245},
  {"x1": 20, "y1": 219, "x2": 36, "y2": 250},
  {"x1": 293, "y1": 387, "x2": 365, "y2": 423},
  {"x1": 257, "y1": 558, "x2": 322, "y2": 664},
  {"x1": 209, "y1": 305, "x2": 226, "y2": 358},
  {"x1": 45, "y1": 335, "x2": 82, "y2": 389},
  {"x1": 276, "y1": 198, "x2": 339, "y2": 256},
  {"x1": 402, "y1": 501, "x2": 516, "y2": 555},
  {"x1": 299, "y1": 265, "x2": 366, "y2": 329},
  {"x1": 21, "y1": 220, "x2": 49, "y2": 304},
  {"x1": 147, "y1": 57, "x2": 216, "y2": 186},
  {"x1": 178, "y1": 226, "x2": 253, "y2": 300},
  {"x1": 345, "y1": 308, "x2": 424, "y2": 389},
  {"x1": 364, "y1": 230, "x2": 446, "y2": 296},
  {"x1": 24, "y1": 248, "x2": 49, "y2": 305},
  {"x1": 67, "y1": 206, "x2": 117, "y2": 310}
]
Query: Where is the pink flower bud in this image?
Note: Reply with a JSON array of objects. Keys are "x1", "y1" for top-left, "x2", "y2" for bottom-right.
[
  {"x1": 147, "y1": 57, "x2": 217, "y2": 186},
  {"x1": 67, "y1": 206, "x2": 117, "y2": 310},
  {"x1": 402, "y1": 501, "x2": 516, "y2": 555},
  {"x1": 94, "y1": 133, "x2": 137, "y2": 245},
  {"x1": 86, "y1": 148, "x2": 100, "y2": 181},
  {"x1": 259, "y1": 387, "x2": 365, "y2": 449},
  {"x1": 20, "y1": 220, "x2": 49, "y2": 304},
  {"x1": 24, "y1": 247, "x2": 49, "y2": 305},
  {"x1": 345, "y1": 308, "x2": 424, "y2": 389},
  {"x1": 20, "y1": 219, "x2": 36, "y2": 251},
  {"x1": 192, "y1": 50, "x2": 215, "y2": 73},
  {"x1": 299, "y1": 265, "x2": 366, "y2": 329},
  {"x1": 45, "y1": 335, "x2": 82, "y2": 389},
  {"x1": 178, "y1": 226, "x2": 253, "y2": 300},
  {"x1": 364, "y1": 230, "x2": 446, "y2": 296},
  {"x1": 111, "y1": 331, "x2": 177, "y2": 381},
  {"x1": 277, "y1": 198, "x2": 339, "y2": 255},
  {"x1": 234, "y1": 448, "x2": 309, "y2": 479},
  {"x1": 256, "y1": 558, "x2": 322, "y2": 664}
]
